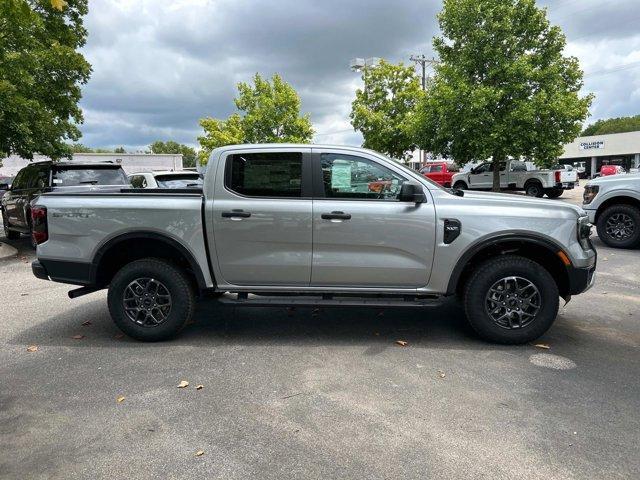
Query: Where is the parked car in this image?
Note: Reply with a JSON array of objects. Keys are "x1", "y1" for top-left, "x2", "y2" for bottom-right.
[
  {"x1": 30, "y1": 144, "x2": 596, "y2": 345},
  {"x1": 583, "y1": 173, "x2": 640, "y2": 248},
  {"x1": 599, "y1": 165, "x2": 626, "y2": 177},
  {"x1": 0, "y1": 176, "x2": 14, "y2": 202},
  {"x1": 452, "y1": 160, "x2": 578, "y2": 197},
  {"x1": 128, "y1": 171, "x2": 202, "y2": 189},
  {"x1": 1, "y1": 161, "x2": 128, "y2": 242},
  {"x1": 419, "y1": 162, "x2": 460, "y2": 188}
]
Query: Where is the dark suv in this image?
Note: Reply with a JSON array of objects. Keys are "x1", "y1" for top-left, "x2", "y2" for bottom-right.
[{"x1": 1, "y1": 161, "x2": 128, "y2": 242}]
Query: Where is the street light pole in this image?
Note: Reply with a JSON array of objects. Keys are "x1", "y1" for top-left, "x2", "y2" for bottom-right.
[
  {"x1": 410, "y1": 55, "x2": 439, "y2": 168},
  {"x1": 350, "y1": 57, "x2": 381, "y2": 92}
]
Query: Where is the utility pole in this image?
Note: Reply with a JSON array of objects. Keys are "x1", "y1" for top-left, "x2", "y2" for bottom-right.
[{"x1": 410, "y1": 55, "x2": 439, "y2": 167}]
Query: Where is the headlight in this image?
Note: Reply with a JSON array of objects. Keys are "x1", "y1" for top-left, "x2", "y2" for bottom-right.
[
  {"x1": 578, "y1": 215, "x2": 592, "y2": 249},
  {"x1": 583, "y1": 185, "x2": 599, "y2": 204}
]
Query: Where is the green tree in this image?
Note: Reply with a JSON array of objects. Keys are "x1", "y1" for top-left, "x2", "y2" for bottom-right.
[
  {"x1": 113, "y1": 146, "x2": 126, "y2": 154},
  {"x1": 0, "y1": 0, "x2": 92, "y2": 160},
  {"x1": 412, "y1": 0, "x2": 592, "y2": 190},
  {"x1": 582, "y1": 115, "x2": 640, "y2": 136},
  {"x1": 350, "y1": 60, "x2": 424, "y2": 160},
  {"x1": 69, "y1": 143, "x2": 94, "y2": 153},
  {"x1": 198, "y1": 74, "x2": 313, "y2": 163},
  {"x1": 150, "y1": 140, "x2": 197, "y2": 168}
]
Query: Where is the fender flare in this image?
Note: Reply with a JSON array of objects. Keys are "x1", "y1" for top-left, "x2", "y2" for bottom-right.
[
  {"x1": 91, "y1": 231, "x2": 208, "y2": 290},
  {"x1": 445, "y1": 233, "x2": 568, "y2": 295}
]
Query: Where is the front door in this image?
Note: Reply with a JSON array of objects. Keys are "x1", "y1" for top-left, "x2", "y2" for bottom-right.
[
  {"x1": 311, "y1": 150, "x2": 436, "y2": 288},
  {"x1": 210, "y1": 148, "x2": 313, "y2": 286},
  {"x1": 467, "y1": 162, "x2": 492, "y2": 188}
]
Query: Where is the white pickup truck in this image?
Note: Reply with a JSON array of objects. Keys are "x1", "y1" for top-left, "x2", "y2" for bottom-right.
[{"x1": 452, "y1": 160, "x2": 578, "y2": 198}]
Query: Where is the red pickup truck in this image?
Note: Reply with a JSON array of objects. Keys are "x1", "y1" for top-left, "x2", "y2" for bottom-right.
[{"x1": 419, "y1": 162, "x2": 459, "y2": 187}]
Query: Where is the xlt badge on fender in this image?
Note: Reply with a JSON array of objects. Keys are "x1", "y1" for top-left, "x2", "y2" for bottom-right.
[{"x1": 444, "y1": 219, "x2": 461, "y2": 244}]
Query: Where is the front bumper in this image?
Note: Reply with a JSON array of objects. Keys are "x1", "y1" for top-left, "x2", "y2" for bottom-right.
[
  {"x1": 584, "y1": 208, "x2": 597, "y2": 224},
  {"x1": 567, "y1": 264, "x2": 596, "y2": 295}
]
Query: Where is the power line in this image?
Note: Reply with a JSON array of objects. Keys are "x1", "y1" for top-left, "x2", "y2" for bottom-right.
[{"x1": 584, "y1": 60, "x2": 640, "y2": 78}]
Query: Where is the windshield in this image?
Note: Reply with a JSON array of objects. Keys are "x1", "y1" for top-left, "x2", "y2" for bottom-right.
[
  {"x1": 52, "y1": 167, "x2": 128, "y2": 186},
  {"x1": 155, "y1": 174, "x2": 202, "y2": 189}
]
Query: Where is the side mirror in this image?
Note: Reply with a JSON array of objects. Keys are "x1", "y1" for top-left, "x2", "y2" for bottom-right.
[{"x1": 399, "y1": 183, "x2": 426, "y2": 203}]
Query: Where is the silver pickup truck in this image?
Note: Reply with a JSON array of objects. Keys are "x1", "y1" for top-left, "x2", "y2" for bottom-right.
[{"x1": 31, "y1": 144, "x2": 596, "y2": 344}]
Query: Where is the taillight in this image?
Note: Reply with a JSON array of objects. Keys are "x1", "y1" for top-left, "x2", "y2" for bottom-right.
[
  {"x1": 31, "y1": 206, "x2": 48, "y2": 245},
  {"x1": 554, "y1": 170, "x2": 561, "y2": 183}
]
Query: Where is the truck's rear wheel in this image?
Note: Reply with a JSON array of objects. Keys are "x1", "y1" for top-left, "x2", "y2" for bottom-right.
[
  {"x1": 525, "y1": 182, "x2": 544, "y2": 197},
  {"x1": 545, "y1": 188, "x2": 563, "y2": 198},
  {"x1": 463, "y1": 255, "x2": 559, "y2": 344},
  {"x1": 596, "y1": 204, "x2": 640, "y2": 248},
  {"x1": 108, "y1": 258, "x2": 195, "y2": 341},
  {"x1": 2, "y1": 211, "x2": 20, "y2": 240}
]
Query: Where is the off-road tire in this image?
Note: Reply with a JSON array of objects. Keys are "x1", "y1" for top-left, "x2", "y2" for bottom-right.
[
  {"x1": 1, "y1": 211, "x2": 20, "y2": 240},
  {"x1": 108, "y1": 258, "x2": 195, "y2": 341},
  {"x1": 525, "y1": 181, "x2": 544, "y2": 198},
  {"x1": 453, "y1": 181, "x2": 468, "y2": 190},
  {"x1": 596, "y1": 204, "x2": 640, "y2": 249},
  {"x1": 463, "y1": 255, "x2": 559, "y2": 344}
]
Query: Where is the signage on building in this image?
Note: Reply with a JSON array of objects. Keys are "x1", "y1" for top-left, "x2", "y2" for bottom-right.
[{"x1": 579, "y1": 140, "x2": 605, "y2": 150}]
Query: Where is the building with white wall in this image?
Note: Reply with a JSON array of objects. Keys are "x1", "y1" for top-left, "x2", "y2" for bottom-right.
[
  {"x1": 0, "y1": 153, "x2": 183, "y2": 177},
  {"x1": 559, "y1": 131, "x2": 640, "y2": 177}
]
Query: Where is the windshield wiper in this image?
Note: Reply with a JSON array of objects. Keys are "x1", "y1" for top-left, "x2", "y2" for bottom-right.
[{"x1": 78, "y1": 180, "x2": 99, "y2": 185}]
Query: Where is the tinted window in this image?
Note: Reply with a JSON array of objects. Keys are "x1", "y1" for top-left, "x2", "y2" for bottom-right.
[
  {"x1": 430, "y1": 165, "x2": 443, "y2": 172},
  {"x1": 227, "y1": 152, "x2": 302, "y2": 197},
  {"x1": 11, "y1": 169, "x2": 27, "y2": 189},
  {"x1": 155, "y1": 174, "x2": 202, "y2": 189},
  {"x1": 321, "y1": 153, "x2": 405, "y2": 200},
  {"x1": 51, "y1": 167, "x2": 128, "y2": 186}
]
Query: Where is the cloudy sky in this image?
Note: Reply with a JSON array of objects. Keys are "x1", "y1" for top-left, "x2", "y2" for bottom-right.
[{"x1": 77, "y1": 0, "x2": 640, "y2": 150}]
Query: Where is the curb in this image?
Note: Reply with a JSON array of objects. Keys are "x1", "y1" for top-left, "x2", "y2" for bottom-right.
[{"x1": 0, "y1": 241, "x2": 18, "y2": 260}]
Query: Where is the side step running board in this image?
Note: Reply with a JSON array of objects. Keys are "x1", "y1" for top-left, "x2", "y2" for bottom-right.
[{"x1": 217, "y1": 293, "x2": 442, "y2": 308}]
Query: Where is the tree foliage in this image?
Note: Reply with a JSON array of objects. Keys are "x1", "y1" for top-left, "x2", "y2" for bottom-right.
[
  {"x1": 582, "y1": 115, "x2": 640, "y2": 136},
  {"x1": 198, "y1": 74, "x2": 313, "y2": 163},
  {"x1": 150, "y1": 140, "x2": 197, "y2": 168},
  {"x1": 350, "y1": 60, "x2": 424, "y2": 160},
  {"x1": 0, "y1": 0, "x2": 92, "y2": 160},
  {"x1": 412, "y1": 0, "x2": 592, "y2": 190}
]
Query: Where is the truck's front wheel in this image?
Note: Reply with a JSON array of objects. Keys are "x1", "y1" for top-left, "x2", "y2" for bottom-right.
[
  {"x1": 463, "y1": 255, "x2": 559, "y2": 344},
  {"x1": 108, "y1": 258, "x2": 195, "y2": 341}
]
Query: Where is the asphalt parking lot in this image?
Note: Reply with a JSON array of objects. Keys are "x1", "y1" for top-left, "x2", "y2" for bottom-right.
[{"x1": 1, "y1": 188, "x2": 639, "y2": 479}]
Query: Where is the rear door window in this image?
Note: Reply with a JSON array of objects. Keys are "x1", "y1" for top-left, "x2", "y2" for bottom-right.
[
  {"x1": 51, "y1": 167, "x2": 128, "y2": 186},
  {"x1": 226, "y1": 152, "x2": 303, "y2": 197}
]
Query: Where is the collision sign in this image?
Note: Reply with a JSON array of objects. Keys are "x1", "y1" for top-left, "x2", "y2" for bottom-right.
[{"x1": 579, "y1": 140, "x2": 605, "y2": 150}]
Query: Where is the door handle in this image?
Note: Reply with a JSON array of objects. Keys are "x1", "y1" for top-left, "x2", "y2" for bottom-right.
[
  {"x1": 321, "y1": 211, "x2": 351, "y2": 220},
  {"x1": 221, "y1": 209, "x2": 251, "y2": 218}
]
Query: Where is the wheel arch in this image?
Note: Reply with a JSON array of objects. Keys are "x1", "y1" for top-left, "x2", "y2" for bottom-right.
[
  {"x1": 446, "y1": 234, "x2": 571, "y2": 299},
  {"x1": 595, "y1": 195, "x2": 640, "y2": 222},
  {"x1": 91, "y1": 231, "x2": 210, "y2": 291}
]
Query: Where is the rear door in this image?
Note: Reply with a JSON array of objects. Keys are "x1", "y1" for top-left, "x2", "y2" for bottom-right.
[
  {"x1": 211, "y1": 148, "x2": 313, "y2": 286},
  {"x1": 310, "y1": 149, "x2": 436, "y2": 288}
]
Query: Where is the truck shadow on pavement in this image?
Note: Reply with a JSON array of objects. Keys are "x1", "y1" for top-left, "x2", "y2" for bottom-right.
[{"x1": 10, "y1": 295, "x2": 505, "y2": 351}]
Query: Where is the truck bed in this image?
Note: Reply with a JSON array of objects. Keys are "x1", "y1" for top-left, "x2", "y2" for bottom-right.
[{"x1": 34, "y1": 190, "x2": 213, "y2": 287}]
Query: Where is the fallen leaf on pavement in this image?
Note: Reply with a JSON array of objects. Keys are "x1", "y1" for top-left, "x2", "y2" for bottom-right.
[
  {"x1": 71, "y1": 334, "x2": 84, "y2": 340},
  {"x1": 82, "y1": 320, "x2": 91, "y2": 326},
  {"x1": 116, "y1": 395, "x2": 125, "y2": 403},
  {"x1": 20, "y1": 293, "x2": 28, "y2": 296},
  {"x1": 396, "y1": 340, "x2": 408, "y2": 347},
  {"x1": 26, "y1": 345, "x2": 38, "y2": 352},
  {"x1": 195, "y1": 450, "x2": 204, "y2": 457},
  {"x1": 437, "y1": 370, "x2": 446, "y2": 379},
  {"x1": 114, "y1": 333, "x2": 124, "y2": 339},
  {"x1": 177, "y1": 380, "x2": 189, "y2": 388},
  {"x1": 602, "y1": 257, "x2": 608, "y2": 261},
  {"x1": 534, "y1": 343, "x2": 551, "y2": 350},
  {"x1": 196, "y1": 385, "x2": 203, "y2": 390}
]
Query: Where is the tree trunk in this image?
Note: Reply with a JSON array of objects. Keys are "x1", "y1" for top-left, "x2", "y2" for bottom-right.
[{"x1": 492, "y1": 155, "x2": 502, "y2": 192}]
